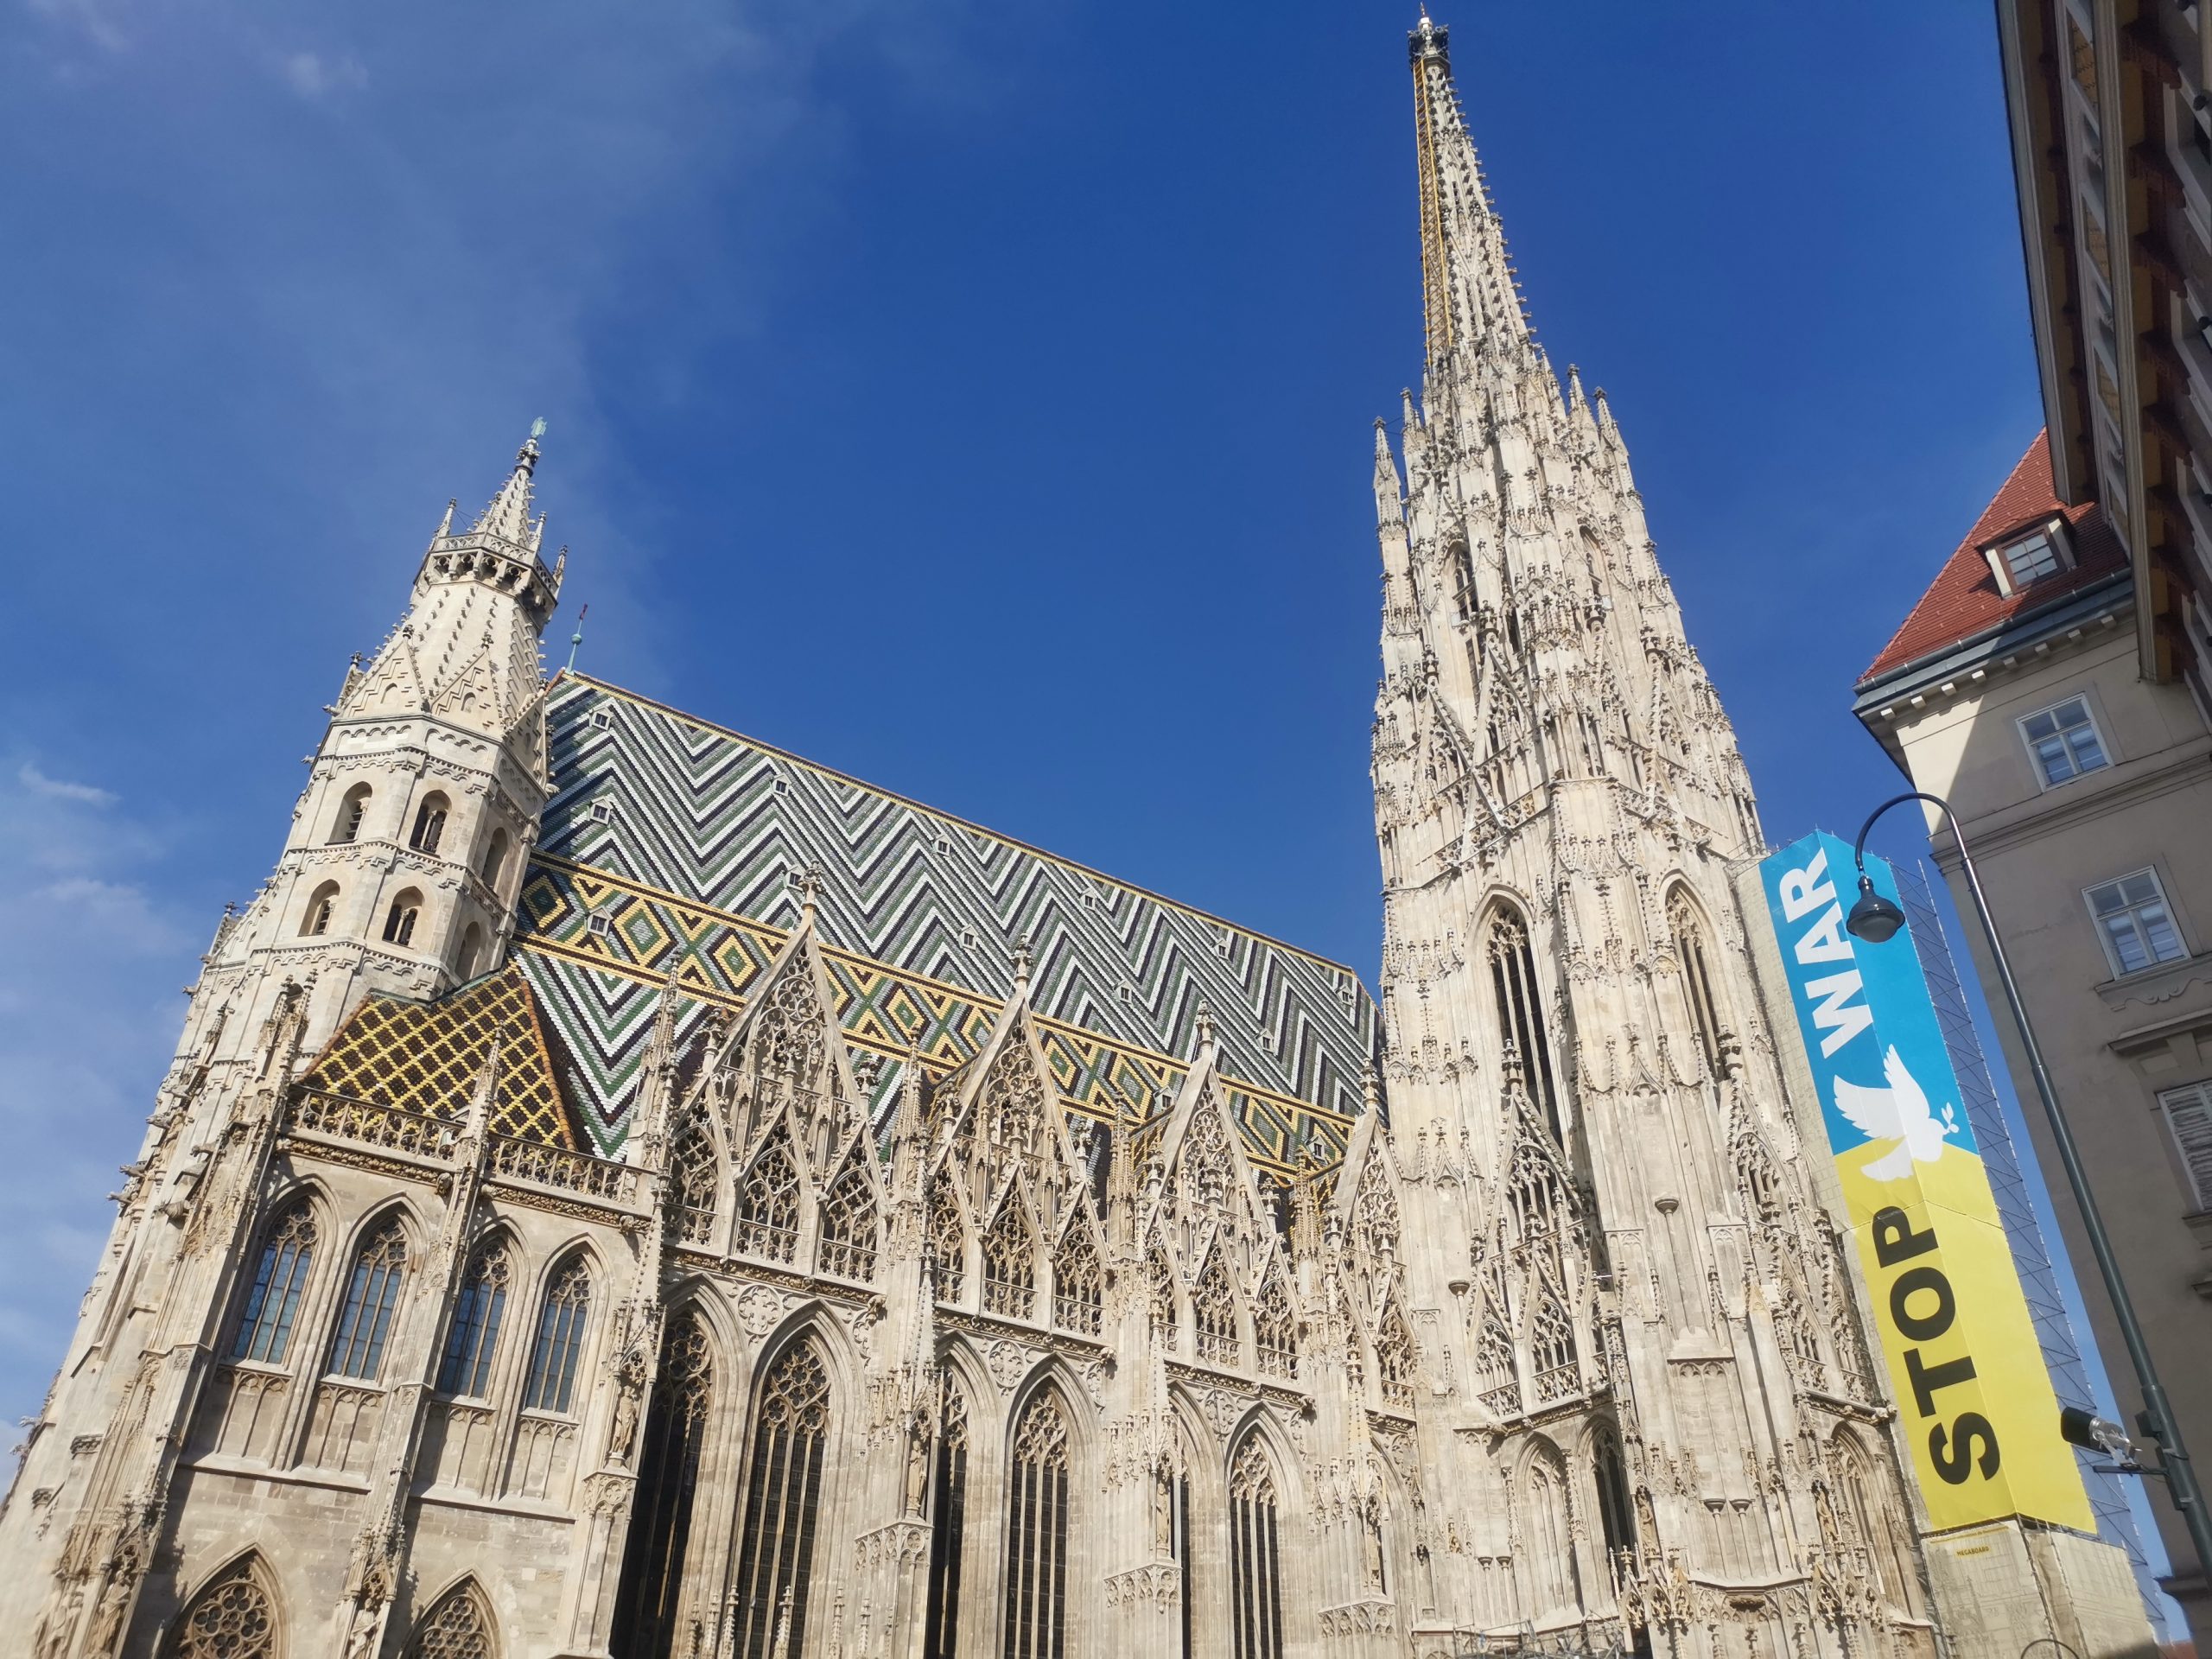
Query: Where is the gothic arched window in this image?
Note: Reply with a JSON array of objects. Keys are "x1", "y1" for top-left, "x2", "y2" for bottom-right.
[
  {"x1": 734, "y1": 1126, "x2": 800, "y2": 1262},
  {"x1": 670, "y1": 1109, "x2": 717, "y2": 1246},
  {"x1": 331, "y1": 783, "x2": 371, "y2": 846},
  {"x1": 730, "y1": 1339, "x2": 832, "y2": 1659},
  {"x1": 327, "y1": 1218, "x2": 408, "y2": 1380},
  {"x1": 1002, "y1": 1389, "x2": 1072, "y2": 1659},
  {"x1": 1593, "y1": 1426, "x2": 1638, "y2": 1576},
  {"x1": 404, "y1": 1579, "x2": 496, "y2": 1659},
  {"x1": 1147, "y1": 1246, "x2": 1179, "y2": 1353},
  {"x1": 612, "y1": 1311, "x2": 715, "y2": 1659},
  {"x1": 1376, "y1": 1303, "x2": 1416, "y2": 1409},
  {"x1": 457, "y1": 922, "x2": 486, "y2": 980},
  {"x1": 436, "y1": 1245, "x2": 510, "y2": 1398},
  {"x1": 166, "y1": 1555, "x2": 279, "y2": 1659},
  {"x1": 1836, "y1": 1432, "x2": 1913, "y2": 1615},
  {"x1": 382, "y1": 890, "x2": 423, "y2": 948},
  {"x1": 233, "y1": 1205, "x2": 316, "y2": 1365},
  {"x1": 1530, "y1": 1294, "x2": 1578, "y2": 1404},
  {"x1": 1255, "y1": 1268, "x2": 1296, "y2": 1379},
  {"x1": 1193, "y1": 1248, "x2": 1239, "y2": 1367},
  {"x1": 301, "y1": 880, "x2": 340, "y2": 938},
  {"x1": 1486, "y1": 906, "x2": 1560, "y2": 1135},
  {"x1": 927, "y1": 1173, "x2": 967, "y2": 1303},
  {"x1": 1475, "y1": 1313, "x2": 1518, "y2": 1414},
  {"x1": 924, "y1": 1377, "x2": 971, "y2": 1659},
  {"x1": 1052, "y1": 1223, "x2": 1102, "y2": 1335},
  {"x1": 410, "y1": 792, "x2": 450, "y2": 856},
  {"x1": 982, "y1": 1197, "x2": 1037, "y2": 1318},
  {"x1": 1523, "y1": 1452, "x2": 1580, "y2": 1616},
  {"x1": 523, "y1": 1258, "x2": 592, "y2": 1414},
  {"x1": 817, "y1": 1152, "x2": 879, "y2": 1281},
  {"x1": 1230, "y1": 1436, "x2": 1286, "y2": 1659},
  {"x1": 480, "y1": 826, "x2": 511, "y2": 890},
  {"x1": 1668, "y1": 889, "x2": 1725, "y2": 1072}
]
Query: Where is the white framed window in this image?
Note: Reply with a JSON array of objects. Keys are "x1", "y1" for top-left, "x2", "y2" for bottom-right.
[
  {"x1": 2085, "y1": 868, "x2": 2190, "y2": 976},
  {"x1": 587, "y1": 913, "x2": 613, "y2": 938},
  {"x1": 2018, "y1": 695, "x2": 2111, "y2": 787},
  {"x1": 588, "y1": 800, "x2": 615, "y2": 824},
  {"x1": 588, "y1": 708, "x2": 613, "y2": 731},
  {"x1": 1985, "y1": 519, "x2": 2071, "y2": 595},
  {"x1": 2158, "y1": 1080, "x2": 2212, "y2": 1212}
]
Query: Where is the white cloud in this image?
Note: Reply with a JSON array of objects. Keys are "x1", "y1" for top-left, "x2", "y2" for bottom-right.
[
  {"x1": 18, "y1": 763, "x2": 116, "y2": 806},
  {"x1": 0, "y1": 760, "x2": 195, "y2": 1427},
  {"x1": 278, "y1": 49, "x2": 365, "y2": 99}
]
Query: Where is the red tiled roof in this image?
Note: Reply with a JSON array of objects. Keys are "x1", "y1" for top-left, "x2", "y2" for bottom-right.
[{"x1": 1859, "y1": 431, "x2": 2128, "y2": 684}]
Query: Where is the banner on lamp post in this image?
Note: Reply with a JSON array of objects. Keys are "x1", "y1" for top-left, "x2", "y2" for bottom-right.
[{"x1": 1756, "y1": 830, "x2": 2090, "y2": 1532}]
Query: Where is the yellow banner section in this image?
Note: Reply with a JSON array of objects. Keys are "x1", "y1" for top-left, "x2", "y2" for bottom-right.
[
  {"x1": 1837, "y1": 1141, "x2": 2091, "y2": 1531},
  {"x1": 1761, "y1": 834, "x2": 2090, "y2": 1533}
]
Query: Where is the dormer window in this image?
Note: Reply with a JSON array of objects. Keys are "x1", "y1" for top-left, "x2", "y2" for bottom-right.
[{"x1": 1985, "y1": 518, "x2": 2071, "y2": 595}]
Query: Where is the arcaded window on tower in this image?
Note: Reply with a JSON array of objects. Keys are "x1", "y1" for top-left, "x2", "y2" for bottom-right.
[
  {"x1": 1666, "y1": 889, "x2": 1725, "y2": 1073},
  {"x1": 331, "y1": 783, "x2": 372, "y2": 845},
  {"x1": 233, "y1": 1205, "x2": 317, "y2": 1365},
  {"x1": 382, "y1": 890, "x2": 423, "y2": 948},
  {"x1": 1485, "y1": 906, "x2": 1559, "y2": 1135},
  {"x1": 301, "y1": 880, "x2": 340, "y2": 938},
  {"x1": 480, "y1": 825, "x2": 512, "y2": 889},
  {"x1": 1230, "y1": 1434, "x2": 1287, "y2": 1659},
  {"x1": 1002, "y1": 1388, "x2": 1073, "y2": 1659},
  {"x1": 730, "y1": 1338, "x2": 833, "y2": 1659},
  {"x1": 410, "y1": 791, "x2": 450, "y2": 855}
]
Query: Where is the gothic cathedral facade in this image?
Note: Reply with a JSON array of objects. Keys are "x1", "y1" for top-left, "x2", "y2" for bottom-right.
[{"x1": 0, "y1": 17, "x2": 1935, "y2": 1659}]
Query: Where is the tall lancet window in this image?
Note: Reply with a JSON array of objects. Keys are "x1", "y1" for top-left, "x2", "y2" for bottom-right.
[
  {"x1": 1002, "y1": 1389, "x2": 1072, "y2": 1659},
  {"x1": 233, "y1": 1205, "x2": 316, "y2": 1365},
  {"x1": 327, "y1": 1219, "x2": 408, "y2": 1381},
  {"x1": 612, "y1": 1312, "x2": 714, "y2": 1659},
  {"x1": 1668, "y1": 889, "x2": 1725, "y2": 1073},
  {"x1": 435, "y1": 1245, "x2": 510, "y2": 1398},
  {"x1": 1523, "y1": 1452, "x2": 1580, "y2": 1616},
  {"x1": 1486, "y1": 906, "x2": 1559, "y2": 1134},
  {"x1": 1230, "y1": 1436, "x2": 1287, "y2": 1659},
  {"x1": 924, "y1": 1377, "x2": 971, "y2": 1659},
  {"x1": 731, "y1": 1339, "x2": 832, "y2": 1659}
]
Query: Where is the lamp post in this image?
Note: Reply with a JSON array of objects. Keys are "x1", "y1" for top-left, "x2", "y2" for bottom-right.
[{"x1": 1847, "y1": 791, "x2": 2212, "y2": 1588}]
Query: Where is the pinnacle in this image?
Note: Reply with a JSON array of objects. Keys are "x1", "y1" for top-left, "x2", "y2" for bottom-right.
[{"x1": 469, "y1": 423, "x2": 546, "y2": 551}]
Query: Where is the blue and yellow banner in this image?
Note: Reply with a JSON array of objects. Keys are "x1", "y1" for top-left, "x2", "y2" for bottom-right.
[{"x1": 1758, "y1": 831, "x2": 2090, "y2": 1532}]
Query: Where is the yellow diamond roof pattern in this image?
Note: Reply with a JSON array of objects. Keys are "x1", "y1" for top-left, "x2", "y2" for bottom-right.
[{"x1": 301, "y1": 963, "x2": 577, "y2": 1148}]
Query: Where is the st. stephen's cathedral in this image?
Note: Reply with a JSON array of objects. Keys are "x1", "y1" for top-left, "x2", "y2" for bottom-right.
[{"x1": 0, "y1": 16, "x2": 1937, "y2": 1659}]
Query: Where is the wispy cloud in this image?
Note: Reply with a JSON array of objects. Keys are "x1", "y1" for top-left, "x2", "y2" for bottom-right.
[
  {"x1": 0, "y1": 761, "x2": 193, "y2": 1426},
  {"x1": 276, "y1": 49, "x2": 366, "y2": 100},
  {"x1": 18, "y1": 762, "x2": 118, "y2": 806}
]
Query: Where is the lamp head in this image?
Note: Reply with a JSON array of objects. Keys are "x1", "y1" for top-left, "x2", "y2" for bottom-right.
[{"x1": 1845, "y1": 874, "x2": 1907, "y2": 944}]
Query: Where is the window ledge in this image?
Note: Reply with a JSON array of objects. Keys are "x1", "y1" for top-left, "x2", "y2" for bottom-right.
[{"x1": 2094, "y1": 952, "x2": 2212, "y2": 1011}]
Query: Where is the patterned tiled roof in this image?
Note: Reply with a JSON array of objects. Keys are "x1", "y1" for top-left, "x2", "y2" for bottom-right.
[
  {"x1": 1859, "y1": 431, "x2": 2128, "y2": 685},
  {"x1": 510, "y1": 677, "x2": 1379, "y2": 1166},
  {"x1": 299, "y1": 963, "x2": 579, "y2": 1147}
]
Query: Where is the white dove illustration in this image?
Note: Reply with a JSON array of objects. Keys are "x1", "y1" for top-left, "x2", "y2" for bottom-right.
[{"x1": 1832, "y1": 1045, "x2": 1960, "y2": 1181}]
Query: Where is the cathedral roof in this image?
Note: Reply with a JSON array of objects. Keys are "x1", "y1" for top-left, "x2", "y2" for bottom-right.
[
  {"x1": 508, "y1": 676, "x2": 1378, "y2": 1168},
  {"x1": 1858, "y1": 431, "x2": 2128, "y2": 687},
  {"x1": 299, "y1": 963, "x2": 579, "y2": 1148}
]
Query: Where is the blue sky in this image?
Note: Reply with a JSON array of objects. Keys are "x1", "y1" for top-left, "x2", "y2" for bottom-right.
[{"x1": 0, "y1": 3, "x2": 2045, "y2": 1433}]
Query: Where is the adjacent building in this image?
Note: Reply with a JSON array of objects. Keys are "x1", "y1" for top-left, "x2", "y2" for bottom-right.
[
  {"x1": 1994, "y1": 0, "x2": 2212, "y2": 709},
  {"x1": 1854, "y1": 431, "x2": 2212, "y2": 1645}
]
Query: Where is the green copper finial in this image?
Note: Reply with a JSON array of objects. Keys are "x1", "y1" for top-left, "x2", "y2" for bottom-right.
[{"x1": 530, "y1": 416, "x2": 548, "y2": 441}]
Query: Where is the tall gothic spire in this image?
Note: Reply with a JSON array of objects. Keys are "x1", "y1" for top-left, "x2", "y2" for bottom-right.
[{"x1": 1408, "y1": 12, "x2": 1529, "y2": 370}]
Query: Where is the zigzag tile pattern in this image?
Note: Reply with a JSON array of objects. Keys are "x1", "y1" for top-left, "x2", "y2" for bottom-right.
[{"x1": 512, "y1": 677, "x2": 1378, "y2": 1166}]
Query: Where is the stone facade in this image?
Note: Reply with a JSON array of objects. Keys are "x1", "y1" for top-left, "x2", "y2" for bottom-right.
[{"x1": 0, "y1": 17, "x2": 1946, "y2": 1659}]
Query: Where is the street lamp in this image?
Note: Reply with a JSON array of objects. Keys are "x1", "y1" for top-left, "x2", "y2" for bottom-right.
[{"x1": 1847, "y1": 791, "x2": 2212, "y2": 1588}]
